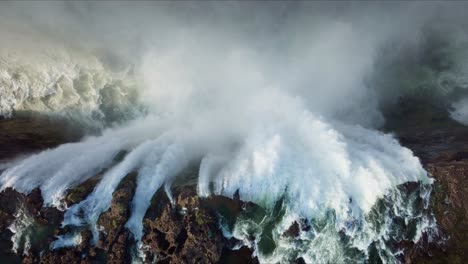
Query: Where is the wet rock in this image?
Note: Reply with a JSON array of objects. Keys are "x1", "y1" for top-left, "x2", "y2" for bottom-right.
[
  {"x1": 218, "y1": 246, "x2": 259, "y2": 264},
  {"x1": 283, "y1": 221, "x2": 300, "y2": 238},
  {"x1": 0, "y1": 187, "x2": 64, "y2": 262},
  {"x1": 95, "y1": 173, "x2": 136, "y2": 263},
  {"x1": 142, "y1": 186, "x2": 225, "y2": 264},
  {"x1": 5, "y1": 114, "x2": 468, "y2": 263},
  {"x1": 65, "y1": 178, "x2": 100, "y2": 207},
  {"x1": 397, "y1": 126, "x2": 468, "y2": 264},
  {"x1": 35, "y1": 229, "x2": 95, "y2": 263},
  {"x1": 295, "y1": 257, "x2": 306, "y2": 264}
]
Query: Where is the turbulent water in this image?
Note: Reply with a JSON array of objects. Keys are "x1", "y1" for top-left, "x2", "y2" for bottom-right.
[
  {"x1": 0, "y1": 44, "x2": 141, "y2": 126},
  {"x1": 0, "y1": 107, "x2": 434, "y2": 263},
  {"x1": 2, "y1": 2, "x2": 468, "y2": 263}
]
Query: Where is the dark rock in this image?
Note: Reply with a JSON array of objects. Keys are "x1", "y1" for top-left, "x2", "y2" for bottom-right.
[
  {"x1": 295, "y1": 257, "x2": 306, "y2": 264},
  {"x1": 95, "y1": 173, "x2": 136, "y2": 263},
  {"x1": 299, "y1": 218, "x2": 312, "y2": 232},
  {"x1": 4, "y1": 115, "x2": 468, "y2": 264},
  {"x1": 218, "y1": 246, "x2": 259, "y2": 264},
  {"x1": 396, "y1": 125, "x2": 468, "y2": 264},
  {"x1": 283, "y1": 221, "x2": 300, "y2": 238},
  {"x1": 65, "y1": 178, "x2": 100, "y2": 207},
  {"x1": 142, "y1": 186, "x2": 225, "y2": 264}
]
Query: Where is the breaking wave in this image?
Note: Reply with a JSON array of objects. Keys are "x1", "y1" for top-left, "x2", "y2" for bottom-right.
[
  {"x1": 0, "y1": 46, "x2": 142, "y2": 125},
  {"x1": 3, "y1": 2, "x2": 468, "y2": 263},
  {"x1": 0, "y1": 97, "x2": 434, "y2": 263}
]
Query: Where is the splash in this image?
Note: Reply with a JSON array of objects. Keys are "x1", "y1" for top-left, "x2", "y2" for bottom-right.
[
  {"x1": 8, "y1": 207, "x2": 33, "y2": 255},
  {"x1": 0, "y1": 117, "x2": 160, "y2": 208},
  {"x1": 7, "y1": 205, "x2": 57, "y2": 256},
  {"x1": 0, "y1": 99, "x2": 433, "y2": 262},
  {"x1": 2, "y1": 2, "x2": 464, "y2": 263},
  {"x1": 0, "y1": 45, "x2": 141, "y2": 125}
]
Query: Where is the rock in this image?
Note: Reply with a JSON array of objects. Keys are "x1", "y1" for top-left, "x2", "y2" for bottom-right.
[
  {"x1": 142, "y1": 186, "x2": 225, "y2": 264},
  {"x1": 3, "y1": 114, "x2": 468, "y2": 263},
  {"x1": 283, "y1": 221, "x2": 300, "y2": 238},
  {"x1": 218, "y1": 246, "x2": 259, "y2": 264},
  {"x1": 396, "y1": 126, "x2": 468, "y2": 264},
  {"x1": 0, "y1": 170, "x2": 247, "y2": 263},
  {"x1": 65, "y1": 178, "x2": 100, "y2": 207},
  {"x1": 295, "y1": 257, "x2": 306, "y2": 264},
  {"x1": 95, "y1": 173, "x2": 136, "y2": 263}
]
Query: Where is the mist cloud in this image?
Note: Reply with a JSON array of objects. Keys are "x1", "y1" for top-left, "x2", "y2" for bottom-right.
[
  {"x1": 2, "y1": 2, "x2": 468, "y2": 126},
  {"x1": 1, "y1": 2, "x2": 468, "y2": 262}
]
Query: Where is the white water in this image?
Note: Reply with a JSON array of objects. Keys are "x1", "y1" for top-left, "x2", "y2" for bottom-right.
[
  {"x1": 0, "y1": 98, "x2": 432, "y2": 262},
  {"x1": 8, "y1": 207, "x2": 33, "y2": 256},
  {"x1": 63, "y1": 139, "x2": 158, "y2": 238},
  {"x1": 226, "y1": 183, "x2": 436, "y2": 263},
  {"x1": 50, "y1": 232, "x2": 82, "y2": 250},
  {"x1": 3, "y1": 2, "x2": 468, "y2": 263},
  {"x1": 204, "y1": 115, "x2": 429, "y2": 217},
  {"x1": 0, "y1": 117, "x2": 160, "y2": 208},
  {"x1": 0, "y1": 40, "x2": 139, "y2": 124}
]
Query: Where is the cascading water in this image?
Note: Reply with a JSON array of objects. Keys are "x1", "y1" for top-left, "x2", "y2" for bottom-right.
[
  {"x1": 0, "y1": 102, "x2": 434, "y2": 263},
  {"x1": 1, "y1": 2, "x2": 468, "y2": 263}
]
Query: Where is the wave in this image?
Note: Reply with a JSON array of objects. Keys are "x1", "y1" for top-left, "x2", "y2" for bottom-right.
[
  {"x1": 2, "y1": 3, "x2": 466, "y2": 262},
  {"x1": 0, "y1": 99, "x2": 433, "y2": 262},
  {"x1": 0, "y1": 47, "x2": 142, "y2": 125}
]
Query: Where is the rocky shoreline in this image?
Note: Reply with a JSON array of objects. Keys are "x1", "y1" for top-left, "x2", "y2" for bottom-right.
[
  {"x1": 0, "y1": 116, "x2": 257, "y2": 263},
  {"x1": 0, "y1": 116, "x2": 467, "y2": 263},
  {"x1": 0, "y1": 174, "x2": 258, "y2": 264}
]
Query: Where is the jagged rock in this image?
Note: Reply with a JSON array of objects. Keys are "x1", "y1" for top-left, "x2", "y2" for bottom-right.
[
  {"x1": 0, "y1": 172, "x2": 252, "y2": 264},
  {"x1": 398, "y1": 126, "x2": 468, "y2": 264},
  {"x1": 96, "y1": 174, "x2": 136, "y2": 263},
  {"x1": 3, "y1": 116, "x2": 468, "y2": 263},
  {"x1": 142, "y1": 187, "x2": 224, "y2": 264},
  {"x1": 283, "y1": 221, "x2": 300, "y2": 238},
  {"x1": 65, "y1": 178, "x2": 100, "y2": 207}
]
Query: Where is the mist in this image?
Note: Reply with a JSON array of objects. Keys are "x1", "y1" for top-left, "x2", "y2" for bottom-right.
[
  {"x1": 2, "y1": 2, "x2": 468, "y2": 126},
  {"x1": 1, "y1": 1, "x2": 468, "y2": 262}
]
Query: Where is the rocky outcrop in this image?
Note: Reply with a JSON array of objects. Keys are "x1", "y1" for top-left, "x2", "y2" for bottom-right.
[
  {"x1": 142, "y1": 187, "x2": 225, "y2": 263},
  {"x1": 95, "y1": 173, "x2": 136, "y2": 263},
  {"x1": 2, "y1": 115, "x2": 468, "y2": 263},
  {"x1": 0, "y1": 176, "x2": 255, "y2": 264},
  {"x1": 391, "y1": 123, "x2": 468, "y2": 264}
]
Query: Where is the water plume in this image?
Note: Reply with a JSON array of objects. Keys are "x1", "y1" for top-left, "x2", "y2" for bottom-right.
[{"x1": 2, "y1": 2, "x2": 468, "y2": 262}]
